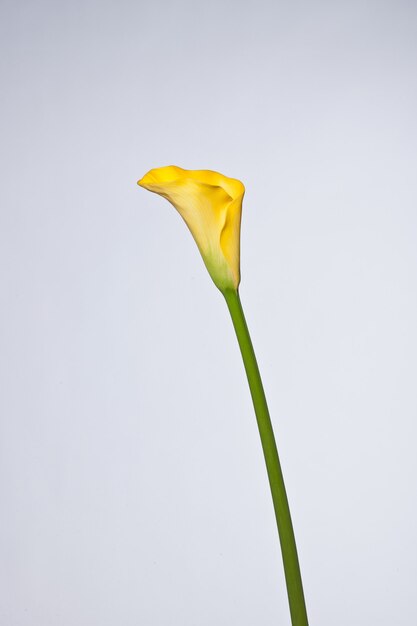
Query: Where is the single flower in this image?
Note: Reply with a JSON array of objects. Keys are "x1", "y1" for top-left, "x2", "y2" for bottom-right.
[
  {"x1": 137, "y1": 165, "x2": 309, "y2": 625},
  {"x1": 137, "y1": 165, "x2": 245, "y2": 293}
]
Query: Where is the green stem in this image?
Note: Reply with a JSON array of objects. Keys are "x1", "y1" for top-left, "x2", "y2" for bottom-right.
[{"x1": 223, "y1": 288, "x2": 308, "y2": 626}]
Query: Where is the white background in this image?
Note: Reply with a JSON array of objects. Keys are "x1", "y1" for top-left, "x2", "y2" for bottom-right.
[{"x1": 1, "y1": 0, "x2": 416, "y2": 624}]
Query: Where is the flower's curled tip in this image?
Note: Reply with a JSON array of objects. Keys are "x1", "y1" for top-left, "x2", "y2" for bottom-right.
[{"x1": 137, "y1": 165, "x2": 245, "y2": 293}]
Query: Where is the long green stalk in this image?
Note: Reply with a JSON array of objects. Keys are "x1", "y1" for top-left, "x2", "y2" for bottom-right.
[{"x1": 223, "y1": 288, "x2": 308, "y2": 626}]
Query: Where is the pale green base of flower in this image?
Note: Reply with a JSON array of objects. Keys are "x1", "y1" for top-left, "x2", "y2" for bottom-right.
[{"x1": 223, "y1": 288, "x2": 308, "y2": 626}]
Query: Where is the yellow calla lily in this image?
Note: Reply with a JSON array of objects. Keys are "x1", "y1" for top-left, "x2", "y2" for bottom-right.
[
  {"x1": 137, "y1": 165, "x2": 309, "y2": 624},
  {"x1": 137, "y1": 165, "x2": 245, "y2": 292}
]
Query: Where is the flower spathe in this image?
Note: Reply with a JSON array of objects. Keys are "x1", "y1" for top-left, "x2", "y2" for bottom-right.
[{"x1": 137, "y1": 166, "x2": 245, "y2": 292}]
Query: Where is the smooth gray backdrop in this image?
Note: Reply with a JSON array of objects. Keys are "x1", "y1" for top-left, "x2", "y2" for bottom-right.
[{"x1": 1, "y1": 0, "x2": 416, "y2": 624}]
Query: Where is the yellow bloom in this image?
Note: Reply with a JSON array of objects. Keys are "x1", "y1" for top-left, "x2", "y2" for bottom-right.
[{"x1": 137, "y1": 165, "x2": 245, "y2": 292}]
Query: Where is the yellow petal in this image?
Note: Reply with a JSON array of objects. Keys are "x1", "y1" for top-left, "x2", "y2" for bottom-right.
[{"x1": 137, "y1": 166, "x2": 245, "y2": 292}]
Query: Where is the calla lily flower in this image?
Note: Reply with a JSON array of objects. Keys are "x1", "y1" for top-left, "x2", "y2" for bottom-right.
[
  {"x1": 137, "y1": 165, "x2": 309, "y2": 625},
  {"x1": 137, "y1": 165, "x2": 245, "y2": 293}
]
